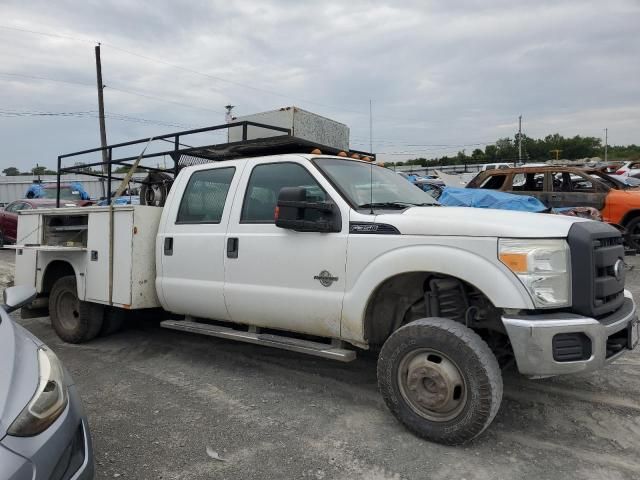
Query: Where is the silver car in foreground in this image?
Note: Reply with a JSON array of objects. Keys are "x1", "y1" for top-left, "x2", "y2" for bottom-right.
[{"x1": 0, "y1": 286, "x2": 94, "y2": 479}]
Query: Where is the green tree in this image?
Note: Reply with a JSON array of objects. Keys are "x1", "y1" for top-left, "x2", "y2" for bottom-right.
[
  {"x1": 2, "y1": 167, "x2": 19, "y2": 176},
  {"x1": 31, "y1": 166, "x2": 47, "y2": 176}
]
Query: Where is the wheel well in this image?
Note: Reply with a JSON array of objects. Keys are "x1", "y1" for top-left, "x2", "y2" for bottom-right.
[
  {"x1": 363, "y1": 272, "x2": 510, "y2": 360},
  {"x1": 41, "y1": 261, "x2": 76, "y2": 295},
  {"x1": 620, "y1": 209, "x2": 640, "y2": 226}
]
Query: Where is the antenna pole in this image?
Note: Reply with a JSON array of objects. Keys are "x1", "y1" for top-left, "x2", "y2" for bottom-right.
[
  {"x1": 369, "y1": 99, "x2": 373, "y2": 153},
  {"x1": 369, "y1": 99, "x2": 374, "y2": 215},
  {"x1": 604, "y1": 128, "x2": 608, "y2": 163}
]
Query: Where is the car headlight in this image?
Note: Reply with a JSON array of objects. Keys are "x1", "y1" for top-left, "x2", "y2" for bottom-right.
[
  {"x1": 499, "y1": 238, "x2": 571, "y2": 308},
  {"x1": 7, "y1": 347, "x2": 68, "y2": 436}
]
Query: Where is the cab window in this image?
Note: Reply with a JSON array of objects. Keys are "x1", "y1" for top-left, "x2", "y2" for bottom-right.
[
  {"x1": 241, "y1": 162, "x2": 326, "y2": 223},
  {"x1": 176, "y1": 167, "x2": 235, "y2": 224}
]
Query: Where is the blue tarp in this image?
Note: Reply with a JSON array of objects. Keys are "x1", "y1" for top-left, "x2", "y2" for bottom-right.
[
  {"x1": 25, "y1": 182, "x2": 90, "y2": 200},
  {"x1": 438, "y1": 187, "x2": 547, "y2": 212}
]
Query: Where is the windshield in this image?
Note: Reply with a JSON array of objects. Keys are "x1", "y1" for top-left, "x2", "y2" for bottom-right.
[
  {"x1": 314, "y1": 158, "x2": 437, "y2": 208},
  {"x1": 42, "y1": 187, "x2": 80, "y2": 200}
]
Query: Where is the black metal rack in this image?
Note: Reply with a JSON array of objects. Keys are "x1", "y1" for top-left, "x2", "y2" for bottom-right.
[{"x1": 56, "y1": 121, "x2": 375, "y2": 207}]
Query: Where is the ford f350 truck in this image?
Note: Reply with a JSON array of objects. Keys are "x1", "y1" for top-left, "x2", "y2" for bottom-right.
[{"x1": 12, "y1": 123, "x2": 639, "y2": 445}]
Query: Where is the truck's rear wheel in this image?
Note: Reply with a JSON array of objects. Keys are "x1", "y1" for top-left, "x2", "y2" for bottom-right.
[
  {"x1": 49, "y1": 276, "x2": 104, "y2": 343},
  {"x1": 377, "y1": 317, "x2": 502, "y2": 445}
]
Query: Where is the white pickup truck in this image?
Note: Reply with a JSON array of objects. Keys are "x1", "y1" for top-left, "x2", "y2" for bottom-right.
[{"x1": 14, "y1": 154, "x2": 639, "y2": 445}]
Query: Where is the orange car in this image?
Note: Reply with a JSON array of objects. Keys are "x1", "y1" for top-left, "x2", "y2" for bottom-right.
[{"x1": 466, "y1": 166, "x2": 640, "y2": 249}]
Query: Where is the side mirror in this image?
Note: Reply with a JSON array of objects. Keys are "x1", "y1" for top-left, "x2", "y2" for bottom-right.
[
  {"x1": 275, "y1": 187, "x2": 341, "y2": 233},
  {"x1": 2, "y1": 285, "x2": 37, "y2": 313}
]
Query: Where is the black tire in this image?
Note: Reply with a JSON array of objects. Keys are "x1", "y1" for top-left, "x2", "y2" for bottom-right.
[
  {"x1": 625, "y1": 216, "x2": 640, "y2": 251},
  {"x1": 49, "y1": 276, "x2": 104, "y2": 343},
  {"x1": 100, "y1": 307, "x2": 127, "y2": 336},
  {"x1": 0, "y1": 229, "x2": 4, "y2": 248},
  {"x1": 377, "y1": 317, "x2": 503, "y2": 445}
]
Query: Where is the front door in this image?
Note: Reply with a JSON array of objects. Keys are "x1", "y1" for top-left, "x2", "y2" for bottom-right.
[
  {"x1": 157, "y1": 163, "x2": 243, "y2": 320},
  {"x1": 223, "y1": 158, "x2": 348, "y2": 338}
]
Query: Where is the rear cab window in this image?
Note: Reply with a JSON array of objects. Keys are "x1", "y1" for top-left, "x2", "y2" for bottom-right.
[{"x1": 176, "y1": 167, "x2": 236, "y2": 224}]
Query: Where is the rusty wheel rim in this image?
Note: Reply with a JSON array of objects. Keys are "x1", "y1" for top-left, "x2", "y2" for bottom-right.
[{"x1": 397, "y1": 348, "x2": 467, "y2": 422}]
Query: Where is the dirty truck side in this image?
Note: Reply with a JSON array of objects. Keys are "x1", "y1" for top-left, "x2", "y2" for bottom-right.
[{"x1": 14, "y1": 155, "x2": 639, "y2": 445}]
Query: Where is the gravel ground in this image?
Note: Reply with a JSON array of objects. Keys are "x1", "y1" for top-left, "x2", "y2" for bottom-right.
[{"x1": 3, "y1": 248, "x2": 640, "y2": 480}]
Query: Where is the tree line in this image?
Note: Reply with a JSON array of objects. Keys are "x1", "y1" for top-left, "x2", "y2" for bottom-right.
[{"x1": 385, "y1": 134, "x2": 640, "y2": 168}]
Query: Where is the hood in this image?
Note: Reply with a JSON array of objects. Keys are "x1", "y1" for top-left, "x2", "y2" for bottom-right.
[
  {"x1": 0, "y1": 310, "x2": 40, "y2": 438},
  {"x1": 372, "y1": 206, "x2": 588, "y2": 238}
]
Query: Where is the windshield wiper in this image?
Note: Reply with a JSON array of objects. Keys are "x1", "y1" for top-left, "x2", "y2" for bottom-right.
[{"x1": 357, "y1": 201, "x2": 435, "y2": 209}]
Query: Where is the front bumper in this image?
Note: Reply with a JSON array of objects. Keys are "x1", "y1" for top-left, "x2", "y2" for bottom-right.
[
  {"x1": 503, "y1": 290, "x2": 639, "y2": 376},
  {"x1": 0, "y1": 384, "x2": 94, "y2": 480}
]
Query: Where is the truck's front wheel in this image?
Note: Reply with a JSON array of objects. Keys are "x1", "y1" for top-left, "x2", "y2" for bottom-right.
[
  {"x1": 49, "y1": 276, "x2": 104, "y2": 343},
  {"x1": 377, "y1": 317, "x2": 502, "y2": 445}
]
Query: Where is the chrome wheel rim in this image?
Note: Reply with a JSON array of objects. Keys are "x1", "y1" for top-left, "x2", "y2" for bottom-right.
[{"x1": 397, "y1": 348, "x2": 467, "y2": 422}]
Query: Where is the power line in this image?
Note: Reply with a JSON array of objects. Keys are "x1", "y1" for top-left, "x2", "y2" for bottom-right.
[
  {"x1": 0, "y1": 24, "x2": 95, "y2": 44},
  {"x1": 0, "y1": 108, "x2": 202, "y2": 130},
  {"x1": 0, "y1": 23, "x2": 369, "y2": 116},
  {"x1": 106, "y1": 85, "x2": 227, "y2": 115},
  {"x1": 0, "y1": 71, "x2": 227, "y2": 115}
]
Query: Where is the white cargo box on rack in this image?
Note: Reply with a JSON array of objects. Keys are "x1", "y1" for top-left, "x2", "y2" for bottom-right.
[
  {"x1": 14, "y1": 205, "x2": 162, "y2": 309},
  {"x1": 227, "y1": 106, "x2": 350, "y2": 151}
]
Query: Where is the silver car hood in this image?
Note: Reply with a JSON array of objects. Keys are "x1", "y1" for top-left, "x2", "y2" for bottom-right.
[{"x1": 0, "y1": 310, "x2": 40, "y2": 439}]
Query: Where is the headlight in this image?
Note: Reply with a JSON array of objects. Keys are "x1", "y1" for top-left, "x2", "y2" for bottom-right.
[
  {"x1": 8, "y1": 347, "x2": 68, "y2": 436},
  {"x1": 499, "y1": 238, "x2": 571, "y2": 308}
]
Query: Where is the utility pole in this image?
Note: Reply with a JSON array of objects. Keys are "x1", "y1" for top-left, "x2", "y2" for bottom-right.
[
  {"x1": 604, "y1": 128, "x2": 608, "y2": 163},
  {"x1": 518, "y1": 115, "x2": 522, "y2": 164},
  {"x1": 95, "y1": 44, "x2": 108, "y2": 183}
]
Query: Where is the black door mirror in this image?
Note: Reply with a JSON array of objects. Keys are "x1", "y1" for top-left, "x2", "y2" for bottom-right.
[{"x1": 275, "y1": 187, "x2": 341, "y2": 233}]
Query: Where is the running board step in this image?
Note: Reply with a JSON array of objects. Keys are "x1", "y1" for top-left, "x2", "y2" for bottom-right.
[{"x1": 160, "y1": 320, "x2": 356, "y2": 362}]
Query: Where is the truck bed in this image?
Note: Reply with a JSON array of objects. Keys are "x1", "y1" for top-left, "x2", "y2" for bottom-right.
[{"x1": 15, "y1": 205, "x2": 162, "y2": 309}]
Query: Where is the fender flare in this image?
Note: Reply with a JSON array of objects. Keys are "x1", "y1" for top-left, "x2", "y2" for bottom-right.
[
  {"x1": 38, "y1": 256, "x2": 85, "y2": 300},
  {"x1": 340, "y1": 244, "x2": 534, "y2": 344}
]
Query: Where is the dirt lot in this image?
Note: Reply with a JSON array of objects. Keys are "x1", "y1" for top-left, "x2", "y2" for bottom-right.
[{"x1": 3, "y1": 248, "x2": 640, "y2": 480}]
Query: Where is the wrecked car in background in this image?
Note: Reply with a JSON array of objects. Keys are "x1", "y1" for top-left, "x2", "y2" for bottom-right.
[
  {"x1": 439, "y1": 187, "x2": 602, "y2": 220},
  {"x1": 467, "y1": 166, "x2": 640, "y2": 249}
]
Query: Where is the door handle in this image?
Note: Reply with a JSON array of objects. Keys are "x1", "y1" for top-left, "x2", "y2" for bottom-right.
[
  {"x1": 227, "y1": 237, "x2": 239, "y2": 258},
  {"x1": 164, "y1": 237, "x2": 173, "y2": 256}
]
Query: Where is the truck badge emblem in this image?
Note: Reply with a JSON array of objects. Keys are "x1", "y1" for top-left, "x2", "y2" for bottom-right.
[
  {"x1": 314, "y1": 270, "x2": 339, "y2": 287},
  {"x1": 614, "y1": 258, "x2": 624, "y2": 281}
]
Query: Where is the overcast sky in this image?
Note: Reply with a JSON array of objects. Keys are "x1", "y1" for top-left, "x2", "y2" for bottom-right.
[{"x1": 0, "y1": 0, "x2": 638, "y2": 171}]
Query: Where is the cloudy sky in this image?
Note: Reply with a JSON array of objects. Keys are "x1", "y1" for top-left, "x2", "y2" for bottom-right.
[{"x1": 0, "y1": 0, "x2": 638, "y2": 171}]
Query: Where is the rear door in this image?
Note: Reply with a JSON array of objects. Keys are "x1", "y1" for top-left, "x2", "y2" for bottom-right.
[
  {"x1": 157, "y1": 162, "x2": 244, "y2": 320},
  {"x1": 509, "y1": 172, "x2": 550, "y2": 206},
  {"x1": 547, "y1": 171, "x2": 608, "y2": 210}
]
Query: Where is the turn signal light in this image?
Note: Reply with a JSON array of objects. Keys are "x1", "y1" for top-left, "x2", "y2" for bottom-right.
[{"x1": 499, "y1": 253, "x2": 528, "y2": 273}]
